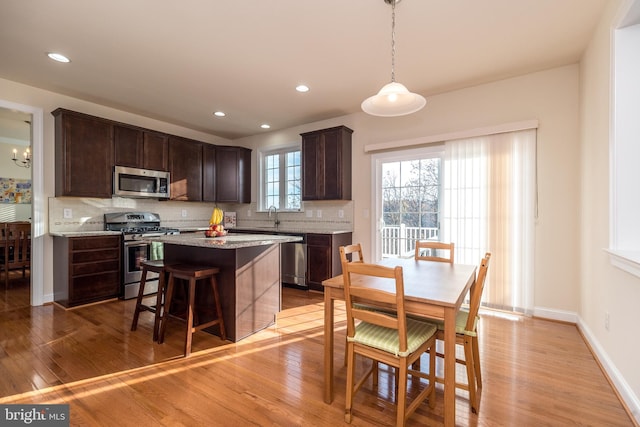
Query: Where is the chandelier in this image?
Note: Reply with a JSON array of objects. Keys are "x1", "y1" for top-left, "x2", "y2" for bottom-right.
[
  {"x1": 361, "y1": 0, "x2": 426, "y2": 117},
  {"x1": 11, "y1": 147, "x2": 31, "y2": 168}
]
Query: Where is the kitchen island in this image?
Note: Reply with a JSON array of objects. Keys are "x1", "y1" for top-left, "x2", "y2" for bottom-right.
[{"x1": 146, "y1": 233, "x2": 303, "y2": 342}]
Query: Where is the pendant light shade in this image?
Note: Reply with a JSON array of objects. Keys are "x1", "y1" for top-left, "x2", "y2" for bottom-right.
[
  {"x1": 362, "y1": 0, "x2": 426, "y2": 117},
  {"x1": 361, "y1": 81, "x2": 426, "y2": 117}
]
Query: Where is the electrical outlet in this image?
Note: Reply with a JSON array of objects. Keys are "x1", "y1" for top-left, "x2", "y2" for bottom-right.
[
  {"x1": 63, "y1": 208, "x2": 72, "y2": 219},
  {"x1": 181, "y1": 209, "x2": 187, "y2": 218},
  {"x1": 605, "y1": 312, "x2": 610, "y2": 331},
  {"x1": 247, "y1": 210, "x2": 251, "y2": 217},
  {"x1": 338, "y1": 209, "x2": 344, "y2": 218},
  {"x1": 306, "y1": 210, "x2": 313, "y2": 218},
  {"x1": 316, "y1": 209, "x2": 322, "y2": 218}
]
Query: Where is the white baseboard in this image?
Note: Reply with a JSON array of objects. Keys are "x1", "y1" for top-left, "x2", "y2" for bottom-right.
[
  {"x1": 576, "y1": 315, "x2": 640, "y2": 425},
  {"x1": 533, "y1": 306, "x2": 578, "y2": 323},
  {"x1": 535, "y1": 307, "x2": 640, "y2": 424}
]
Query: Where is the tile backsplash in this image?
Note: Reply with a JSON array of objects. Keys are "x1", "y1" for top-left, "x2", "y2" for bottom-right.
[{"x1": 49, "y1": 197, "x2": 353, "y2": 233}]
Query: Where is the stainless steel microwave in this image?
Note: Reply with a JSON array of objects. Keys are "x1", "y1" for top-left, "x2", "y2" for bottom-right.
[{"x1": 113, "y1": 166, "x2": 170, "y2": 198}]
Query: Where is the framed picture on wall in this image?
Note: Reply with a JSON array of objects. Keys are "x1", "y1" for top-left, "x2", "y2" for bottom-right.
[{"x1": 0, "y1": 177, "x2": 32, "y2": 203}]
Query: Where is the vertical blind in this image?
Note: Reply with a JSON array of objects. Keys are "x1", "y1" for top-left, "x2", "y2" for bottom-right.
[{"x1": 442, "y1": 128, "x2": 537, "y2": 314}]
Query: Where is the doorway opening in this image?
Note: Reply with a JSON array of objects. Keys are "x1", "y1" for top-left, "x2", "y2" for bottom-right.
[{"x1": 0, "y1": 100, "x2": 44, "y2": 308}]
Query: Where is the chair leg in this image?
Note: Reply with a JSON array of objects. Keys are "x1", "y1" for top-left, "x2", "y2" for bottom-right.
[
  {"x1": 152, "y1": 272, "x2": 166, "y2": 342},
  {"x1": 344, "y1": 337, "x2": 348, "y2": 367},
  {"x1": 463, "y1": 336, "x2": 478, "y2": 413},
  {"x1": 344, "y1": 343, "x2": 355, "y2": 424},
  {"x1": 184, "y1": 277, "x2": 196, "y2": 357},
  {"x1": 472, "y1": 335, "x2": 482, "y2": 388},
  {"x1": 210, "y1": 275, "x2": 226, "y2": 340},
  {"x1": 157, "y1": 273, "x2": 175, "y2": 344},
  {"x1": 130, "y1": 266, "x2": 149, "y2": 332},
  {"x1": 372, "y1": 361, "x2": 379, "y2": 387},
  {"x1": 396, "y1": 362, "x2": 408, "y2": 427},
  {"x1": 429, "y1": 343, "x2": 436, "y2": 409}
]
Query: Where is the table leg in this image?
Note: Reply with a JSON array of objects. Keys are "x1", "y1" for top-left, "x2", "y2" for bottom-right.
[
  {"x1": 323, "y1": 289, "x2": 335, "y2": 403},
  {"x1": 443, "y1": 307, "x2": 456, "y2": 427}
]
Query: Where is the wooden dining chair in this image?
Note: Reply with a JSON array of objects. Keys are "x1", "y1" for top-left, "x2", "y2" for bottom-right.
[
  {"x1": 339, "y1": 243, "x2": 366, "y2": 366},
  {"x1": 428, "y1": 252, "x2": 491, "y2": 413},
  {"x1": 342, "y1": 261, "x2": 438, "y2": 426},
  {"x1": 2, "y1": 222, "x2": 31, "y2": 289},
  {"x1": 414, "y1": 240, "x2": 455, "y2": 264},
  {"x1": 339, "y1": 243, "x2": 365, "y2": 264}
]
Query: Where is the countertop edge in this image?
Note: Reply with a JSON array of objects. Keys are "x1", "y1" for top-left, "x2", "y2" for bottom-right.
[
  {"x1": 179, "y1": 227, "x2": 353, "y2": 235},
  {"x1": 144, "y1": 233, "x2": 303, "y2": 249},
  {"x1": 50, "y1": 231, "x2": 122, "y2": 237}
]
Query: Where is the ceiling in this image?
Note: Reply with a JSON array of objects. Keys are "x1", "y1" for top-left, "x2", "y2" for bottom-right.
[
  {"x1": 0, "y1": 0, "x2": 610, "y2": 140},
  {"x1": 0, "y1": 109, "x2": 31, "y2": 146}
]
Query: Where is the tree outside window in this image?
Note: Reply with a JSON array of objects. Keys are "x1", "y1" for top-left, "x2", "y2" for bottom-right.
[{"x1": 382, "y1": 157, "x2": 441, "y2": 257}]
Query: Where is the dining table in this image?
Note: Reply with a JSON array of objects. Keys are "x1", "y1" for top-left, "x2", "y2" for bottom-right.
[{"x1": 322, "y1": 257, "x2": 477, "y2": 427}]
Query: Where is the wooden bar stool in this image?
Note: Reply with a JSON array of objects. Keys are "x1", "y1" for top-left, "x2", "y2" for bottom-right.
[
  {"x1": 158, "y1": 264, "x2": 226, "y2": 357},
  {"x1": 130, "y1": 260, "x2": 168, "y2": 342}
]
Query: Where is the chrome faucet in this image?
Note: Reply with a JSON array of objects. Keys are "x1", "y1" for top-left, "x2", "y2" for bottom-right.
[{"x1": 268, "y1": 205, "x2": 280, "y2": 228}]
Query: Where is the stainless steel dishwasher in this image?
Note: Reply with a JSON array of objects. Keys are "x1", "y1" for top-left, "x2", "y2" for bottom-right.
[{"x1": 281, "y1": 233, "x2": 307, "y2": 288}]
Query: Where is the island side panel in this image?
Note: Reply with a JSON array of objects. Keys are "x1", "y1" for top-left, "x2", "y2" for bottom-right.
[
  {"x1": 163, "y1": 243, "x2": 281, "y2": 342},
  {"x1": 235, "y1": 243, "x2": 281, "y2": 341}
]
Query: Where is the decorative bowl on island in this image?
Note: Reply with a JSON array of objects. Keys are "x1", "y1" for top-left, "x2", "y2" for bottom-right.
[{"x1": 204, "y1": 224, "x2": 227, "y2": 237}]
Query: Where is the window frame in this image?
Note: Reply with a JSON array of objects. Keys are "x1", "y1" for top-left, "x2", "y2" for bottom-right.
[
  {"x1": 372, "y1": 144, "x2": 445, "y2": 260},
  {"x1": 258, "y1": 144, "x2": 302, "y2": 212}
]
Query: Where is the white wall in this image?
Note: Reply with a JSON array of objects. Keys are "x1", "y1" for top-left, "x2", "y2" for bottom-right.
[
  {"x1": 580, "y1": 0, "x2": 640, "y2": 420},
  {"x1": 236, "y1": 65, "x2": 582, "y2": 317}
]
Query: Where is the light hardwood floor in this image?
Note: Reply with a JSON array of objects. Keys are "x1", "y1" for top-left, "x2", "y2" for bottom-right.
[{"x1": 0, "y1": 283, "x2": 636, "y2": 426}]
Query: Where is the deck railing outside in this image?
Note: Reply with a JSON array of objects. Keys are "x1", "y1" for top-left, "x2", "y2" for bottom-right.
[{"x1": 381, "y1": 225, "x2": 439, "y2": 258}]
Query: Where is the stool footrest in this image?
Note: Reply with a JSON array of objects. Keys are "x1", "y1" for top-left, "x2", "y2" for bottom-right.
[{"x1": 192, "y1": 318, "x2": 224, "y2": 333}]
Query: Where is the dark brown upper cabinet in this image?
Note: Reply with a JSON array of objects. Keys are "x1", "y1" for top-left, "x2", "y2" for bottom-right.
[
  {"x1": 203, "y1": 145, "x2": 252, "y2": 203},
  {"x1": 202, "y1": 143, "x2": 217, "y2": 202},
  {"x1": 301, "y1": 125, "x2": 352, "y2": 201},
  {"x1": 216, "y1": 146, "x2": 252, "y2": 203},
  {"x1": 53, "y1": 108, "x2": 114, "y2": 198},
  {"x1": 169, "y1": 136, "x2": 203, "y2": 201},
  {"x1": 53, "y1": 108, "x2": 250, "y2": 201},
  {"x1": 114, "y1": 125, "x2": 169, "y2": 171},
  {"x1": 142, "y1": 131, "x2": 170, "y2": 171}
]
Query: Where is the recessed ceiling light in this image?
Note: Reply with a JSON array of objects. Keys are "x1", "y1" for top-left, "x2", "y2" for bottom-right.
[
  {"x1": 213, "y1": 111, "x2": 226, "y2": 117},
  {"x1": 47, "y1": 52, "x2": 70, "y2": 63},
  {"x1": 261, "y1": 124, "x2": 271, "y2": 129},
  {"x1": 296, "y1": 85, "x2": 310, "y2": 93}
]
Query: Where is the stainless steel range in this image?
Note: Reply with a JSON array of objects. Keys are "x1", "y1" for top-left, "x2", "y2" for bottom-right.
[{"x1": 104, "y1": 212, "x2": 179, "y2": 299}]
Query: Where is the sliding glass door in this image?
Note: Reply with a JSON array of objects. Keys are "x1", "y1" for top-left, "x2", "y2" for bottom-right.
[
  {"x1": 373, "y1": 146, "x2": 444, "y2": 260},
  {"x1": 372, "y1": 128, "x2": 536, "y2": 314}
]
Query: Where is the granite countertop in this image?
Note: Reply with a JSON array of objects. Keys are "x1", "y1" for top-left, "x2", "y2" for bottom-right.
[
  {"x1": 179, "y1": 226, "x2": 352, "y2": 235},
  {"x1": 143, "y1": 232, "x2": 303, "y2": 249},
  {"x1": 50, "y1": 227, "x2": 352, "y2": 238},
  {"x1": 49, "y1": 231, "x2": 122, "y2": 237}
]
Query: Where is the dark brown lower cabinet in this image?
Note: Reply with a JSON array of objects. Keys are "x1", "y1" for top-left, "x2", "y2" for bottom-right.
[
  {"x1": 53, "y1": 235, "x2": 121, "y2": 308},
  {"x1": 306, "y1": 232, "x2": 352, "y2": 292}
]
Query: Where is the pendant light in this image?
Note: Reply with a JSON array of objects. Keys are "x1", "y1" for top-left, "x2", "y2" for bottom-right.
[{"x1": 361, "y1": 0, "x2": 426, "y2": 117}]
